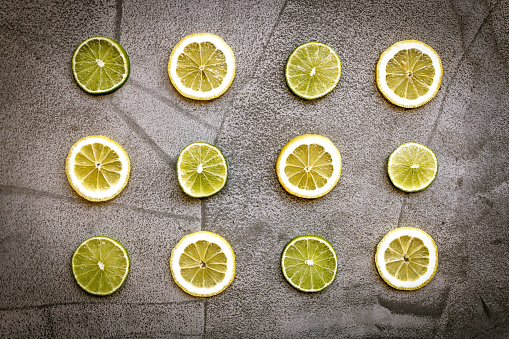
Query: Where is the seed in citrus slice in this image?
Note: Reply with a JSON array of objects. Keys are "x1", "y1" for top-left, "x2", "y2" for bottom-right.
[
  {"x1": 170, "y1": 231, "x2": 235, "y2": 297},
  {"x1": 388, "y1": 142, "x2": 438, "y2": 192},
  {"x1": 176, "y1": 142, "x2": 227, "y2": 198},
  {"x1": 375, "y1": 227, "x2": 438, "y2": 290},
  {"x1": 285, "y1": 42, "x2": 341, "y2": 100},
  {"x1": 276, "y1": 134, "x2": 341, "y2": 199},
  {"x1": 281, "y1": 235, "x2": 338, "y2": 292},
  {"x1": 72, "y1": 36, "x2": 130, "y2": 94},
  {"x1": 66, "y1": 135, "x2": 130, "y2": 202},
  {"x1": 376, "y1": 40, "x2": 442, "y2": 108},
  {"x1": 168, "y1": 33, "x2": 236, "y2": 100},
  {"x1": 72, "y1": 236, "x2": 130, "y2": 296}
]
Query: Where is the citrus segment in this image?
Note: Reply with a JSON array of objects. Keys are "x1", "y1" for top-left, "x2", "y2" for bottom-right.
[
  {"x1": 281, "y1": 235, "x2": 338, "y2": 292},
  {"x1": 170, "y1": 231, "x2": 235, "y2": 297},
  {"x1": 375, "y1": 227, "x2": 438, "y2": 290},
  {"x1": 72, "y1": 36, "x2": 130, "y2": 94},
  {"x1": 276, "y1": 134, "x2": 341, "y2": 198},
  {"x1": 71, "y1": 236, "x2": 130, "y2": 296},
  {"x1": 285, "y1": 42, "x2": 341, "y2": 100}
]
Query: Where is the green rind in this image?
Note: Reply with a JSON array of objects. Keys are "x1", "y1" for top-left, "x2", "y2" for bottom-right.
[
  {"x1": 285, "y1": 41, "x2": 342, "y2": 100},
  {"x1": 387, "y1": 142, "x2": 438, "y2": 192},
  {"x1": 281, "y1": 234, "x2": 338, "y2": 292},
  {"x1": 72, "y1": 36, "x2": 130, "y2": 95},
  {"x1": 71, "y1": 236, "x2": 130, "y2": 296},
  {"x1": 176, "y1": 142, "x2": 228, "y2": 198}
]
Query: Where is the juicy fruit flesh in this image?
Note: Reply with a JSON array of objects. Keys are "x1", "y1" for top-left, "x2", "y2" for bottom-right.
[
  {"x1": 73, "y1": 238, "x2": 128, "y2": 294},
  {"x1": 176, "y1": 41, "x2": 227, "y2": 91},
  {"x1": 287, "y1": 43, "x2": 340, "y2": 98},
  {"x1": 283, "y1": 238, "x2": 336, "y2": 291},
  {"x1": 285, "y1": 144, "x2": 333, "y2": 190},
  {"x1": 385, "y1": 48, "x2": 435, "y2": 100},
  {"x1": 74, "y1": 143, "x2": 122, "y2": 191},
  {"x1": 389, "y1": 145, "x2": 436, "y2": 190},
  {"x1": 74, "y1": 39, "x2": 127, "y2": 92},
  {"x1": 179, "y1": 240, "x2": 227, "y2": 288},
  {"x1": 384, "y1": 235, "x2": 430, "y2": 281},
  {"x1": 179, "y1": 145, "x2": 226, "y2": 196}
]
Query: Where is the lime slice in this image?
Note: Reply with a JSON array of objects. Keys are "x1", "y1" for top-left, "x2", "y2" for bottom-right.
[
  {"x1": 375, "y1": 227, "x2": 438, "y2": 290},
  {"x1": 72, "y1": 36, "x2": 130, "y2": 94},
  {"x1": 285, "y1": 42, "x2": 341, "y2": 100},
  {"x1": 276, "y1": 134, "x2": 342, "y2": 199},
  {"x1": 376, "y1": 40, "x2": 442, "y2": 108},
  {"x1": 281, "y1": 235, "x2": 338, "y2": 292},
  {"x1": 66, "y1": 135, "x2": 131, "y2": 202},
  {"x1": 170, "y1": 231, "x2": 235, "y2": 297},
  {"x1": 388, "y1": 142, "x2": 438, "y2": 192},
  {"x1": 72, "y1": 236, "x2": 130, "y2": 296},
  {"x1": 176, "y1": 142, "x2": 227, "y2": 198},
  {"x1": 168, "y1": 33, "x2": 236, "y2": 100}
]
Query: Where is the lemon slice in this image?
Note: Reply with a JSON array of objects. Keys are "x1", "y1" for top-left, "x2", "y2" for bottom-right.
[
  {"x1": 276, "y1": 134, "x2": 342, "y2": 199},
  {"x1": 375, "y1": 227, "x2": 438, "y2": 290},
  {"x1": 281, "y1": 235, "x2": 338, "y2": 292},
  {"x1": 176, "y1": 142, "x2": 228, "y2": 198},
  {"x1": 376, "y1": 40, "x2": 442, "y2": 108},
  {"x1": 388, "y1": 142, "x2": 438, "y2": 192},
  {"x1": 72, "y1": 236, "x2": 130, "y2": 296},
  {"x1": 285, "y1": 42, "x2": 341, "y2": 100},
  {"x1": 170, "y1": 231, "x2": 235, "y2": 297},
  {"x1": 72, "y1": 36, "x2": 130, "y2": 94},
  {"x1": 168, "y1": 33, "x2": 236, "y2": 100},
  {"x1": 66, "y1": 135, "x2": 130, "y2": 202}
]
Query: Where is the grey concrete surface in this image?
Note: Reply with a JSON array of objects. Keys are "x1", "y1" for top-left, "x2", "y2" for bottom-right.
[{"x1": 1, "y1": 0, "x2": 508, "y2": 337}]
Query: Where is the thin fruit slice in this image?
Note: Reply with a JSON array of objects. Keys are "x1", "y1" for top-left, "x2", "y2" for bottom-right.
[
  {"x1": 376, "y1": 40, "x2": 442, "y2": 108},
  {"x1": 66, "y1": 135, "x2": 130, "y2": 202},
  {"x1": 388, "y1": 142, "x2": 438, "y2": 192},
  {"x1": 168, "y1": 33, "x2": 236, "y2": 100},
  {"x1": 176, "y1": 142, "x2": 228, "y2": 198},
  {"x1": 276, "y1": 134, "x2": 341, "y2": 199},
  {"x1": 170, "y1": 231, "x2": 235, "y2": 297},
  {"x1": 72, "y1": 36, "x2": 130, "y2": 94},
  {"x1": 72, "y1": 236, "x2": 130, "y2": 296},
  {"x1": 281, "y1": 235, "x2": 338, "y2": 292},
  {"x1": 285, "y1": 42, "x2": 341, "y2": 100},
  {"x1": 375, "y1": 227, "x2": 438, "y2": 290}
]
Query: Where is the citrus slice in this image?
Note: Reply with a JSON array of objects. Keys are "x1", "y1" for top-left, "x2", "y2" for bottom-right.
[
  {"x1": 66, "y1": 135, "x2": 131, "y2": 202},
  {"x1": 276, "y1": 134, "x2": 341, "y2": 199},
  {"x1": 71, "y1": 236, "x2": 130, "y2": 296},
  {"x1": 285, "y1": 42, "x2": 341, "y2": 100},
  {"x1": 281, "y1": 235, "x2": 338, "y2": 292},
  {"x1": 170, "y1": 231, "x2": 235, "y2": 297},
  {"x1": 168, "y1": 33, "x2": 236, "y2": 100},
  {"x1": 388, "y1": 142, "x2": 438, "y2": 192},
  {"x1": 376, "y1": 40, "x2": 442, "y2": 108},
  {"x1": 176, "y1": 142, "x2": 228, "y2": 198},
  {"x1": 72, "y1": 36, "x2": 130, "y2": 94},
  {"x1": 375, "y1": 227, "x2": 438, "y2": 290}
]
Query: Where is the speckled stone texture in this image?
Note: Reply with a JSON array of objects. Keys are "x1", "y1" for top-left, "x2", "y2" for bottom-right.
[{"x1": 1, "y1": 0, "x2": 508, "y2": 338}]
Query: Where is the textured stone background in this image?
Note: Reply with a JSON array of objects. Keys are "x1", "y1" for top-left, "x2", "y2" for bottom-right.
[{"x1": 1, "y1": 0, "x2": 509, "y2": 337}]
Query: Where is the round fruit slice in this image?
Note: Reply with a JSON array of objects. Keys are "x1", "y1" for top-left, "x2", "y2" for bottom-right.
[
  {"x1": 66, "y1": 135, "x2": 130, "y2": 202},
  {"x1": 72, "y1": 36, "x2": 130, "y2": 94},
  {"x1": 176, "y1": 142, "x2": 227, "y2": 198},
  {"x1": 168, "y1": 33, "x2": 236, "y2": 100},
  {"x1": 281, "y1": 235, "x2": 338, "y2": 292},
  {"x1": 388, "y1": 142, "x2": 438, "y2": 192},
  {"x1": 276, "y1": 134, "x2": 341, "y2": 199},
  {"x1": 170, "y1": 231, "x2": 235, "y2": 297},
  {"x1": 285, "y1": 42, "x2": 341, "y2": 100},
  {"x1": 375, "y1": 227, "x2": 438, "y2": 290},
  {"x1": 72, "y1": 236, "x2": 130, "y2": 296},
  {"x1": 376, "y1": 40, "x2": 442, "y2": 108}
]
